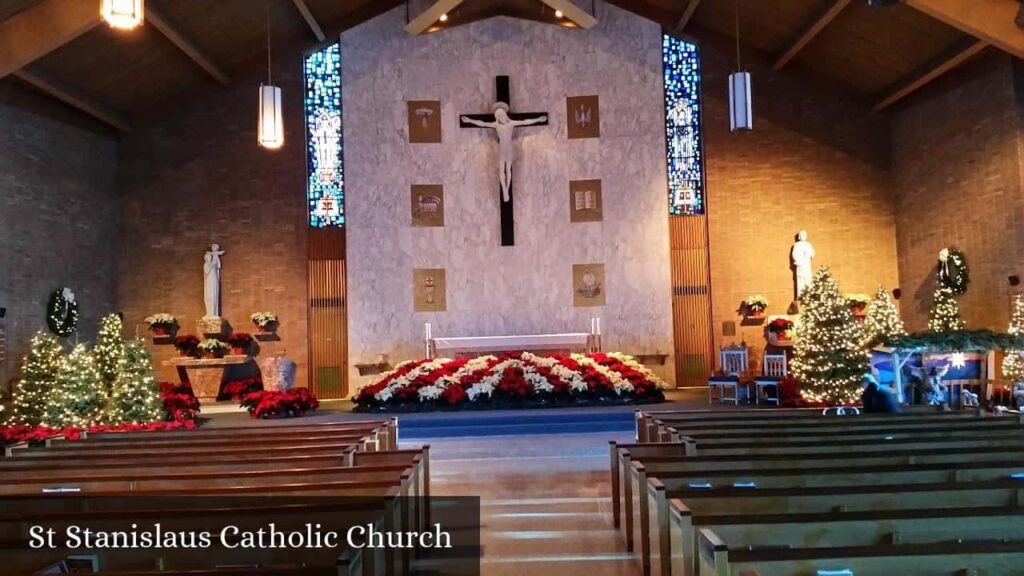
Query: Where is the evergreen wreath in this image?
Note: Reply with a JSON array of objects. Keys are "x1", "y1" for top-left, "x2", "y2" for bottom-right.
[
  {"x1": 46, "y1": 288, "x2": 79, "y2": 337},
  {"x1": 937, "y1": 247, "x2": 969, "y2": 295}
]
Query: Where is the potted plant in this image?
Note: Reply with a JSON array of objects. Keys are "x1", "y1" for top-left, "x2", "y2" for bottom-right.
[
  {"x1": 766, "y1": 317, "x2": 795, "y2": 346},
  {"x1": 173, "y1": 334, "x2": 200, "y2": 358},
  {"x1": 846, "y1": 293, "x2": 871, "y2": 316},
  {"x1": 197, "y1": 338, "x2": 231, "y2": 359},
  {"x1": 250, "y1": 312, "x2": 279, "y2": 334},
  {"x1": 226, "y1": 332, "x2": 253, "y2": 356},
  {"x1": 144, "y1": 313, "x2": 178, "y2": 336},
  {"x1": 742, "y1": 295, "x2": 769, "y2": 318}
]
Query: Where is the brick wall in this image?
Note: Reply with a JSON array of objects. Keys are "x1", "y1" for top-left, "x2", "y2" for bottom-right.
[
  {"x1": 698, "y1": 37, "x2": 900, "y2": 366},
  {"x1": 0, "y1": 86, "x2": 119, "y2": 394},
  {"x1": 117, "y1": 52, "x2": 309, "y2": 386},
  {"x1": 892, "y1": 54, "x2": 1023, "y2": 332}
]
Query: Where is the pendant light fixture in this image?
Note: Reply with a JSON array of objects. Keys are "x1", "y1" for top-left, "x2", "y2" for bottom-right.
[
  {"x1": 258, "y1": 1, "x2": 284, "y2": 150},
  {"x1": 100, "y1": 0, "x2": 144, "y2": 30},
  {"x1": 728, "y1": 0, "x2": 752, "y2": 132}
]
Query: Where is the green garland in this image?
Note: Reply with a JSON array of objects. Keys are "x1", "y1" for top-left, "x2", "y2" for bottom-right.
[
  {"x1": 938, "y1": 247, "x2": 969, "y2": 295},
  {"x1": 46, "y1": 288, "x2": 79, "y2": 337},
  {"x1": 883, "y1": 330, "x2": 1024, "y2": 352}
]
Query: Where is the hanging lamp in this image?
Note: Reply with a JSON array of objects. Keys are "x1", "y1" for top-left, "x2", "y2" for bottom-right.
[
  {"x1": 258, "y1": 1, "x2": 284, "y2": 150},
  {"x1": 728, "y1": 0, "x2": 752, "y2": 132},
  {"x1": 101, "y1": 0, "x2": 144, "y2": 30}
]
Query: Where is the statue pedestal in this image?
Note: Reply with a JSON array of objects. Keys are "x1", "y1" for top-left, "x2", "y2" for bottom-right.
[{"x1": 197, "y1": 317, "x2": 226, "y2": 336}]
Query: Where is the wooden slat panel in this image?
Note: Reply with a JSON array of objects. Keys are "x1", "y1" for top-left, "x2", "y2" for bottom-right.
[
  {"x1": 669, "y1": 215, "x2": 714, "y2": 388},
  {"x1": 307, "y1": 227, "x2": 347, "y2": 399}
]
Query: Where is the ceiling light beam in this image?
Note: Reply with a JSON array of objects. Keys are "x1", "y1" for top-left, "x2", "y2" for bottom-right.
[
  {"x1": 0, "y1": 0, "x2": 101, "y2": 79},
  {"x1": 292, "y1": 0, "x2": 326, "y2": 42},
  {"x1": 147, "y1": 6, "x2": 229, "y2": 85},
  {"x1": 906, "y1": 0, "x2": 1024, "y2": 61},
  {"x1": 538, "y1": 0, "x2": 598, "y2": 29},
  {"x1": 406, "y1": 0, "x2": 465, "y2": 35},
  {"x1": 773, "y1": 0, "x2": 853, "y2": 71},
  {"x1": 13, "y1": 68, "x2": 130, "y2": 132},
  {"x1": 873, "y1": 39, "x2": 987, "y2": 111},
  {"x1": 674, "y1": 0, "x2": 701, "y2": 32}
]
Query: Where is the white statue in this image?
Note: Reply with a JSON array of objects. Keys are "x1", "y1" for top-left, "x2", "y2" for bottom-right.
[
  {"x1": 790, "y1": 230, "x2": 816, "y2": 299},
  {"x1": 461, "y1": 103, "x2": 547, "y2": 202},
  {"x1": 203, "y1": 244, "x2": 225, "y2": 319}
]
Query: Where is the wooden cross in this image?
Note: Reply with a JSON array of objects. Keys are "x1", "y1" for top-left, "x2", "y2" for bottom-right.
[{"x1": 460, "y1": 75, "x2": 548, "y2": 247}]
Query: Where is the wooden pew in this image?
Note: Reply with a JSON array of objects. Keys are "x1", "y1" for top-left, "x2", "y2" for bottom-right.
[
  {"x1": 644, "y1": 464, "x2": 1024, "y2": 576},
  {"x1": 697, "y1": 532, "x2": 1024, "y2": 576},
  {"x1": 671, "y1": 503, "x2": 1022, "y2": 576}
]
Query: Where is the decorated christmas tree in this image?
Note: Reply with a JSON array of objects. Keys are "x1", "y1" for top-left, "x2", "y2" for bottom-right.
[
  {"x1": 43, "y1": 344, "x2": 104, "y2": 428},
  {"x1": 1002, "y1": 295, "x2": 1024, "y2": 383},
  {"x1": 927, "y1": 286, "x2": 965, "y2": 332},
  {"x1": 791, "y1": 267, "x2": 869, "y2": 404},
  {"x1": 11, "y1": 333, "x2": 63, "y2": 426},
  {"x1": 106, "y1": 339, "x2": 162, "y2": 424},
  {"x1": 863, "y1": 285, "x2": 906, "y2": 347},
  {"x1": 94, "y1": 313, "x2": 125, "y2": 391}
]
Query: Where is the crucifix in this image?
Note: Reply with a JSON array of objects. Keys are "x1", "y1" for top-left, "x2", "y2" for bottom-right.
[{"x1": 460, "y1": 75, "x2": 548, "y2": 246}]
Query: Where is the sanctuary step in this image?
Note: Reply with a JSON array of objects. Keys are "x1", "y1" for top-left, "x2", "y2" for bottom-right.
[{"x1": 397, "y1": 407, "x2": 637, "y2": 439}]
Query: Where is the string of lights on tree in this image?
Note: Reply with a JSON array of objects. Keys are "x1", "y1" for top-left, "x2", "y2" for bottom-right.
[
  {"x1": 928, "y1": 286, "x2": 966, "y2": 332},
  {"x1": 46, "y1": 288, "x2": 78, "y2": 337},
  {"x1": 106, "y1": 339, "x2": 163, "y2": 425},
  {"x1": 791, "y1": 267, "x2": 869, "y2": 405},
  {"x1": 1002, "y1": 295, "x2": 1024, "y2": 383},
  {"x1": 863, "y1": 285, "x2": 906, "y2": 347},
  {"x1": 43, "y1": 344, "x2": 106, "y2": 428},
  {"x1": 10, "y1": 333, "x2": 63, "y2": 426}
]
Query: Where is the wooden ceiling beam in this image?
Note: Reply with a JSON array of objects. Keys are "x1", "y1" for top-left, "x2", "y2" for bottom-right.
[
  {"x1": 873, "y1": 38, "x2": 987, "y2": 111},
  {"x1": 674, "y1": 0, "x2": 701, "y2": 32},
  {"x1": 773, "y1": 0, "x2": 853, "y2": 71},
  {"x1": 406, "y1": 0, "x2": 465, "y2": 35},
  {"x1": 0, "y1": 0, "x2": 101, "y2": 79},
  {"x1": 538, "y1": 0, "x2": 598, "y2": 29},
  {"x1": 906, "y1": 0, "x2": 1024, "y2": 61},
  {"x1": 147, "y1": 6, "x2": 229, "y2": 85},
  {"x1": 292, "y1": 0, "x2": 326, "y2": 42},
  {"x1": 13, "y1": 68, "x2": 130, "y2": 131}
]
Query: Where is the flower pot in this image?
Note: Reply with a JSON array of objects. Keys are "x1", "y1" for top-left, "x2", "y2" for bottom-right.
[
  {"x1": 203, "y1": 351, "x2": 225, "y2": 359},
  {"x1": 851, "y1": 305, "x2": 866, "y2": 316},
  {"x1": 177, "y1": 350, "x2": 193, "y2": 358},
  {"x1": 746, "y1": 309, "x2": 765, "y2": 319},
  {"x1": 153, "y1": 326, "x2": 169, "y2": 336},
  {"x1": 232, "y1": 347, "x2": 247, "y2": 356}
]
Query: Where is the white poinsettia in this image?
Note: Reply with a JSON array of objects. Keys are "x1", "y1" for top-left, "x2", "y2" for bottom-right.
[
  {"x1": 607, "y1": 352, "x2": 669, "y2": 389},
  {"x1": 551, "y1": 364, "x2": 587, "y2": 392},
  {"x1": 573, "y1": 354, "x2": 631, "y2": 395},
  {"x1": 418, "y1": 385, "x2": 443, "y2": 401},
  {"x1": 373, "y1": 357, "x2": 452, "y2": 401}
]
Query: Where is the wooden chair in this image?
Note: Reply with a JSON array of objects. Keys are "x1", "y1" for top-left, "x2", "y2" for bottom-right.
[
  {"x1": 708, "y1": 348, "x2": 747, "y2": 404},
  {"x1": 754, "y1": 353, "x2": 786, "y2": 406}
]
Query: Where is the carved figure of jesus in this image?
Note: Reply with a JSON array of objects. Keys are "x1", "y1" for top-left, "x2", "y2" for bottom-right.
[
  {"x1": 461, "y1": 103, "x2": 547, "y2": 202},
  {"x1": 790, "y1": 230, "x2": 815, "y2": 299},
  {"x1": 203, "y1": 244, "x2": 225, "y2": 319}
]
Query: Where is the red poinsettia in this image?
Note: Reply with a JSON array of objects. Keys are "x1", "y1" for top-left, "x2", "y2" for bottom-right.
[
  {"x1": 241, "y1": 388, "x2": 319, "y2": 419},
  {"x1": 220, "y1": 377, "x2": 263, "y2": 401},
  {"x1": 767, "y1": 318, "x2": 794, "y2": 335}
]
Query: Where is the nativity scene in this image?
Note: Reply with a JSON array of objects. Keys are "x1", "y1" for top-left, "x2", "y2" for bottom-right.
[{"x1": 2, "y1": 0, "x2": 1024, "y2": 574}]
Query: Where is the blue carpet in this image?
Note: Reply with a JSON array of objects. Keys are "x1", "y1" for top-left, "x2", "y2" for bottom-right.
[{"x1": 395, "y1": 407, "x2": 637, "y2": 439}]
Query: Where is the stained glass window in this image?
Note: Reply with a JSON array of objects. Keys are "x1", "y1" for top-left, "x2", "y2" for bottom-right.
[
  {"x1": 663, "y1": 34, "x2": 705, "y2": 216},
  {"x1": 304, "y1": 42, "x2": 344, "y2": 228}
]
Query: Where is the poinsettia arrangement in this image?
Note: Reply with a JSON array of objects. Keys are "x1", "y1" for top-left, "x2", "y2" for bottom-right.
[
  {"x1": 742, "y1": 295, "x2": 769, "y2": 314},
  {"x1": 354, "y1": 352, "x2": 667, "y2": 412},
  {"x1": 220, "y1": 377, "x2": 263, "y2": 401},
  {"x1": 197, "y1": 338, "x2": 231, "y2": 358},
  {"x1": 174, "y1": 334, "x2": 201, "y2": 357},
  {"x1": 160, "y1": 383, "x2": 201, "y2": 423},
  {"x1": 766, "y1": 318, "x2": 795, "y2": 335},
  {"x1": 250, "y1": 312, "x2": 278, "y2": 330},
  {"x1": 846, "y1": 293, "x2": 871, "y2": 308},
  {"x1": 240, "y1": 388, "x2": 319, "y2": 419},
  {"x1": 144, "y1": 313, "x2": 178, "y2": 333},
  {"x1": 1, "y1": 421, "x2": 197, "y2": 447},
  {"x1": 226, "y1": 332, "x2": 253, "y2": 353}
]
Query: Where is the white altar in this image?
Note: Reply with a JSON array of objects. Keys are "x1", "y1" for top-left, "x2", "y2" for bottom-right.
[{"x1": 425, "y1": 321, "x2": 602, "y2": 358}]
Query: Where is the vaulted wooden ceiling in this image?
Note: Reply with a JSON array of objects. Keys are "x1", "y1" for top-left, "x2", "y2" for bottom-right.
[{"x1": 0, "y1": 0, "x2": 1017, "y2": 134}]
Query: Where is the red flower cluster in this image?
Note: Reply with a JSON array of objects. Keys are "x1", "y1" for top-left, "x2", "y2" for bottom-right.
[
  {"x1": 1, "y1": 421, "x2": 197, "y2": 447},
  {"x1": 240, "y1": 388, "x2": 319, "y2": 419},
  {"x1": 226, "y1": 332, "x2": 253, "y2": 348},
  {"x1": 219, "y1": 377, "x2": 263, "y2": 401},
  {"x1": 174, "y1": 334, "x2": 201, "y2": 357},
  {"x1": 160, "y1": 382, "x2": 201, "y2": 423},
  {"x1": 767, "y1": 318, "x2": 794, "y2": 335}
]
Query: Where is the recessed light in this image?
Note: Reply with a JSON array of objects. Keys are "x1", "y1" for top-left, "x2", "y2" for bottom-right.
[
  {"x1": 439, "y1": 13, "x2": 448, "y2": 22},
  {"x1": 555, "y1": 10, "x2": 564, "y2": 18}
]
